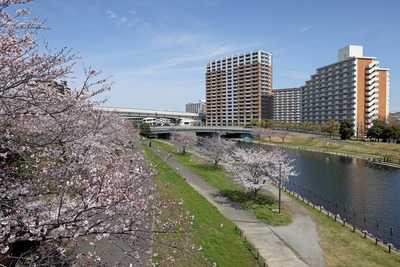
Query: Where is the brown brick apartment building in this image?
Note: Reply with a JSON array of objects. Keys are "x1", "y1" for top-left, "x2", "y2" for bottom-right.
[{"x1": 205, "y1": 50, "x2": 272, "y2": 126}]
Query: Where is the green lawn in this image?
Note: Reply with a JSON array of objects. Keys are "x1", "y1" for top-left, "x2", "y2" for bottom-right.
[
  {"x1": 151, "y1": 139, "x2": 291, "y2": 226},
  {"x1": 143, "y1": 145, "x2": 261, "y2": 267},
  {"x1": 148, "y1": 137, "x2": 400, "y2": 266},
  {"x1": 262, "y1": 134, "x2": 400, "y2": 159},
  {"x1": 288, "y1": 193, "x2": 400, "y2": 267}
]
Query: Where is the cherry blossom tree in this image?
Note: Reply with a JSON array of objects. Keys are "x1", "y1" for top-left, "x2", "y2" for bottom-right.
[
  {"x1": 225, "y1": 147, "x2": 297, "y2": 198},
  {"x1": 0, "y1": 1, "x2": 190, "y2": 265},
  {"x1": 171, "y1": 133, "x2": 197, "y2": 155},
  {"x1": 263, "y1": 128, "x2": 275, "y2": 141},
  {"x1": 275, "y1": 130, "x2": 291, "y2": 143},
  {"x1": 251, "y1": 127, "x2": 276, "y2": 141},
  {"x1": 198, "y1": 137, "x2": 236, "y2": 168},
  {"x1": 251, "y1": 127, "x2": 264, "y2": 139}
]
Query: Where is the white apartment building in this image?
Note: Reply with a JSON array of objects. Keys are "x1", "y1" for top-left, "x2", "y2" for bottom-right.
[
  {"x1": 186, "y1": 100, "x2": 206, "y2": 114},
  {"x1": 205, "y1": 50, "x2": 272, "y2": 126},
  {"x1": 272, "y1": 88, "x2": 301, "y2": 123},
  {"x1": 142, "y1": 117, "x2": 171, "y2": 126},
  {"x1": 301, "y1": 45, "x2": 389, "y2": 132}
]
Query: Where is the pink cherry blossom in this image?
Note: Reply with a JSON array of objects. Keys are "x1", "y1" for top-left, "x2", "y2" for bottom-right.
[
  {"x1": 171, "y1": 133, "x2": 197, "y2": 154},
  {"x1": 1, "y1": 1, "x2": 192, "y2": 265},
  {"x1": 225, "y1": 147, "x2": 297, "y2": 198},
  {"x1": 198, "y1": 137, "x2": 236, "y2": 168}
]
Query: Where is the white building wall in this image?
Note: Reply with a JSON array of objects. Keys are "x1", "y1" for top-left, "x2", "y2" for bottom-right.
[
  {"x1": 301, "y1": 57, "x2": 357, "y2": 125},
  {"x1": 272, "y1": 88, "x2": 301, "y2": 123}
]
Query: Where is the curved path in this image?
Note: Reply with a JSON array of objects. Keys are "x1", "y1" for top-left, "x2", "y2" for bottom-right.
[
  {"x1": 150, "y1": 144, "x2": 324, "y2": 267},
  {"x1": 268, "y1": 186, "x2": 325, "y2": 267}
]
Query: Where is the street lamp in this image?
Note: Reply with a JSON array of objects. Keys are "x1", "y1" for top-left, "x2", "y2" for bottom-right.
[{"x1": 278, "y1": 163, "x2": 282, "y2": 214}]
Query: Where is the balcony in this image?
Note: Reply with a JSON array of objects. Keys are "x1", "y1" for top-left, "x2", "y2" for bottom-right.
[
  {"x1": 365, "y1": 94, "x2": 379, "y2": 102},
  {"x1": 365, "y1": 76, "x2": 378, "y2": 85},
  {"x1": 367, "y1": 61, "x2": 378, "y2": 70},
  {"x1": 366, "y1": 72, "x2": 377, "y2": 80},
  {"x1": 365, "y1": 104, "x2": 377, "y2": 113},
  {"x1": 366, "y1": 83, "x2": 377, "y2": 92},
  {"x1": 365, "y1": 98, "x2": 377, "y2": 108},
  {"x1": 365, "y1": 114, "x2": 378, "y2": 124},
  {"x1": 365, "y1": 87, "x2": 378, "y2": 96}
]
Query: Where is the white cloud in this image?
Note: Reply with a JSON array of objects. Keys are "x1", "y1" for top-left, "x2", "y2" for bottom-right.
[
  {"x1": 106, "y1": 9, "x2": 116, "y2": 19},
  {"x1": 119, "y1": 17, "x2": 128, "y2": 25},
  {"x1": 153, "y1": 32, "x2": 199, "y2": 47},
  {"x1": 106, "y1": 9, "x2": 139, "y2": 28},
  {"x1": 119, "y1": 42, "x2": 241, "y2": 78},
  {"x1": 299, "y1": 25, "x2": 312, "y2": 33},
  {"x1": 150, "y1": 31, "x2": 244, "y2": 55},
  {"x1": 128, "y1": 18, "x2": 139, "y2": 28}
]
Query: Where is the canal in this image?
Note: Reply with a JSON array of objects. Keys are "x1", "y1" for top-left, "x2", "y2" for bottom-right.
[{"x1": 241, "y1": 142, "x2": 400, "y2": 248}]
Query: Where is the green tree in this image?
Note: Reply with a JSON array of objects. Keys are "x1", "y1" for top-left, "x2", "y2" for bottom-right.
[
  {"x1": 301, "y1": 121, "x2": 313, "y2": 133},
  {"x1": 250, "y1": 119, "x2": 260, "y2": 127},
  {"x1": 366, "y1": 120, "x2": 387, "y2": 141},
  {"x1": 139, "y1": 122, "x2": 151, "y2": 137},
  {"x1": 266, "y1": 119, "x2": 275, "y2": 129},
  {"x1": 391, "y1": 125, "x2": 400, "y2": 143},
  {"x1": 259, "y1": 120, "x2": 267, "y2": 128},
  {"x1": 384, "y1": 125, "x2": 400, "y2": 143},
  {"x1": 339, "y1": 120, "x2": 355, "y2": 140},
  {"x1": 313, "y1": 124, "x2": 322, "y2": 136},
  {"x1": 323, "y1": 120, "x2": 339, "y2": 138},
  {"x1": 291, "y1": 122, "x2": 301, "y2": 132},
  {"x1": 281, "y1": 120, "x2": 291, "y2": 130}
]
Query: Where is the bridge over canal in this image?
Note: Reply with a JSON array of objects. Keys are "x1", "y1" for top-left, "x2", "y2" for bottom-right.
[{"x1": 149, "y1": 126, "x2": 253, "y2": 139}]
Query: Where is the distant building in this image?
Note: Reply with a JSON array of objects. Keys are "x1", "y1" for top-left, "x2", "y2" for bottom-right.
[
  {"x1": 272, "y1": 87, "x2": 301, "y2": 123},
  {"x1": 261, "y1": 93, "x2": 274, "y2": 121},
  {"x1": 142, "y1": 117, "x2": 172, "y2": 126},
  {"x1": 205, "y1": 50, "x2": 272, "y2": 126},
  {"x1": 178, "y1": 118, "x2": 197, "y2": 126},
  {"x1": 186, "y1": 100, "x2": 206, "y2": 114},
  {"x1": 301, "y1": 45, "x2": 389, "y2": 132}
]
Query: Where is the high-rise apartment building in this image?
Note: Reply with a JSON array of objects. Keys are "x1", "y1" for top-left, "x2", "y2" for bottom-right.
[
  {"x1": 301, "y1": 45, "x2": 389, "y2": 132},
  {"x1": 205, "y1": 50, "x2": 272, "y2": 126},
  {"x1": 272, "y1": 88, "x2": 301, "y2": 123},
  {"x1": 185, "y1": 100, "x2": 206, "y2": 114}
]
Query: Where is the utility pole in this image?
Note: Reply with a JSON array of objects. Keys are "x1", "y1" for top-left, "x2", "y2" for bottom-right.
[{"x1": 279, "y1": 163, "x2": 282, "y2": 214}]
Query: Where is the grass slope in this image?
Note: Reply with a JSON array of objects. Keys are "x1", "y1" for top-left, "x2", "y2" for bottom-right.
[
  {"x1": 290, "y1": 195, "x2": 400, "y2": 267},
  {"x1": 264, "y1": 135, "x2": 400, "y2": 160},
  {"x1": 151, "y1": 139, "x2": 291, "y2": 226},
  {"x1": 150, "y1": 136, "x2": 400, "y2": 266},
  {"x1": 143, "y1": 145, "x2": 261, "y2": 267}
]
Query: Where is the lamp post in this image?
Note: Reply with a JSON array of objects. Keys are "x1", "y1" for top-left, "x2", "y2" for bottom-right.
[{"x1": 278, "y1": 163, "x2": 282, "y2": 214}]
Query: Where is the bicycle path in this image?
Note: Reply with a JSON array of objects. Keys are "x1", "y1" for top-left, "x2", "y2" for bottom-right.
[{"x1": 150, "y1": 144, "x2": 324, "y2": 267}]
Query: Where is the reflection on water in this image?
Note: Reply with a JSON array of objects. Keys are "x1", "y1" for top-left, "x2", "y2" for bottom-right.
[{"x1": 239, "y1": 142, "x2": 400, "y2": 248}]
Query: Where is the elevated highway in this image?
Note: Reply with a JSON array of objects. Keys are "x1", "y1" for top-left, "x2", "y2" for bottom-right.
[
  {"x1": 94, "y1": 106, "x2": 252, "y2": 138},
  {"x1": 94, "y1": 106, "x2": 199, "y2": 120}
]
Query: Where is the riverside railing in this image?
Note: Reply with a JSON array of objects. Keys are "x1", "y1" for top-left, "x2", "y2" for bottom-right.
[{"x1": 280, "y1": 182, "x2": 399, "y2": 255}]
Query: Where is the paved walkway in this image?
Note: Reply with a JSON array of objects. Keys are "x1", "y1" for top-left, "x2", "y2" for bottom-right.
[{"x1": 150, "y1": 144, "x2": 324, "y2": 267}]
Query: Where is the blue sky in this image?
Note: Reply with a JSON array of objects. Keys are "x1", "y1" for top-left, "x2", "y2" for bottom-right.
[{"x1": 28, "y1": 0, "x2": 400, "y2": 112}]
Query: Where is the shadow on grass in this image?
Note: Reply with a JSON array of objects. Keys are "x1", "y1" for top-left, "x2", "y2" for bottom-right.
[
  {"x1": 194, "y1": 162, "x2": 223, "y2": 170},
  {"x1": 221, "y1": 189, "x2": 276, "y2": 206}
]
